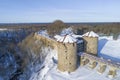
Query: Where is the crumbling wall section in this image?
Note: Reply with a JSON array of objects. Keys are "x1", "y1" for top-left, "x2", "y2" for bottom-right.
[{"x1": 34, "y1": 33, "x2": 57, "y2": 50}]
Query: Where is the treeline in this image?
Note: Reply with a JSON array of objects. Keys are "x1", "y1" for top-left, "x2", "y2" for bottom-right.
[
  {"x1": 71, "y1": 23, "x2": 120, "y2": 39},
  {"x1": 46, "y1": 20, "x2": 120, "y2": 39},
  {"x1": 0, "y1": 23, "x2": 48, "y2": 32},
  {"x1": 0, "y1": 20, "x2": 120, "y2": 39},
  {"x1": 81, "y1": 23, "x2": 120, "y2": 35}
]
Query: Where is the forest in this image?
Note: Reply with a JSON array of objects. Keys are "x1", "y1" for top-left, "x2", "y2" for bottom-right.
[{"x1": 0, "y1": 20, "x2": 120, "y2": 39}]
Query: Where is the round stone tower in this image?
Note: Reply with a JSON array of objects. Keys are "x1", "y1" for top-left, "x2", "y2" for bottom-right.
[
  {"x1": 54, "y1": 35, "x2": 77, "y2": 72},
  {"x1": 82, "y1": 31, "x2": 99, "y2": 55}
]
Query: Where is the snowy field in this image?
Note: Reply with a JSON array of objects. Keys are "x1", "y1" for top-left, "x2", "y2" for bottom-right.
[
  {"x1": 0, "y1": 28, "x2": 8, "y2": 31},
  {"x1": 44, "y1": 65, "x2": 120, "y2": 80},
  {"x1": 98, "y1": 36, "x2": 120, "y2": 62},
  {"x1": 30, "y1": 33, "x2": 120, "y2": 80}
]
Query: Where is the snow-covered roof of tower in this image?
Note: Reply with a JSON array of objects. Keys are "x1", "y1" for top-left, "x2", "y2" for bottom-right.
[
  {"x1": 60, "y1": 27, "x2": 73, "y2": 36},
  {"x1": 82, "y1": 31, "x2": 99, "y2": 37},
  {"x1": 54, "y1": 34, "x2": 77, "y2": 43}
]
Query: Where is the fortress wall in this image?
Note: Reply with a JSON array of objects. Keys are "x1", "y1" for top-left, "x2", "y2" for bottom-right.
[
  {"x1": 80, "y1": 53, "x2": 120, "y2": 77},
  {"x1": 83, "y1": 36, "x2": 98, "y2": 55},
  {"x1": 34, "y1": 33, "x2": 57, "y2": 50}
]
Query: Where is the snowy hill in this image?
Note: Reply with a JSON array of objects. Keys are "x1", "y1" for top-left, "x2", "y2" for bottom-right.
[{"x1": 29, "y1": 35, "x2": 120, "y2": 80}]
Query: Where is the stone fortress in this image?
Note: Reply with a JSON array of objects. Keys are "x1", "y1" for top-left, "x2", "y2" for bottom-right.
[
  {"x1": 55, "y1": 34, "x2": 77, "y2": 72},
  {"x1": 34, "y1": 30, "x2": 120, "y2": 78}
]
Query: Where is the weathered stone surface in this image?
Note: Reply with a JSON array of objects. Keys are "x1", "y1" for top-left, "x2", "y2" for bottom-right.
[
  {"x1": 88, "y1": 60, "x2": 97, "y2": 69},
  {"x1": 57, "y1": 42, "x2": 77, "y2": 72},
  {"x1": 108, "y1": 67, "x2": 117, "y2": 78},
  {"x1": 83, "y1": 36, "x2": 98, "y2": 55},
  {"x1": 80, "y1": 57, "x2": 89, "y2": 66},
  {"x1": 97, "y1": 63, "x2": 106, "y2": 73}
]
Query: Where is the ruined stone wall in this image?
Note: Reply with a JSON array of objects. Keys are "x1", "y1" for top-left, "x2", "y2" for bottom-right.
[
  {"x1": 34, "y1": 33, "x2": 57, "y2": 50},
  {"x1": 57, "y1": 42, "x2": 77, "y2": 72},
  {"x1": 83, "y1": 36, "x2": 98, "y2": 55},
  {"x1": 80, "y1": 53, "x2": 120, "y2": 78}
]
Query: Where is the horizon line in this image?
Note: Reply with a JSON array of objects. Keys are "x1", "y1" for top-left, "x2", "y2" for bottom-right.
[{"x1": 0, "y1": 21, "x2": 120, "y2": 24}]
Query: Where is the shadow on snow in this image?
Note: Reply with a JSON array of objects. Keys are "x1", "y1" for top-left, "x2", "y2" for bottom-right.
[{"x1": 98, "y1": 39, "x2": 120, "y2": 62}]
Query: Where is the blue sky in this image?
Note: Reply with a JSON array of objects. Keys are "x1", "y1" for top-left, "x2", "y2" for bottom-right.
[{"x1": 0, "y1": 0, "x2": 120, "y2": 23}]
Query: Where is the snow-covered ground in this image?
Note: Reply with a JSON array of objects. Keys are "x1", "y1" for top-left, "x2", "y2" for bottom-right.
[
  {"x1": 43, "y1": 65, "x2": 120, "y2": 80},
  {"x1": 29, "y1": 35, "x2": 120, "y2": 80},
  {"x1": 0, "y1": 28, "x2": 8, "y2": 31},
  {"x1": 98, "y1": 36, "x2": 120, "y2": 62}
]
